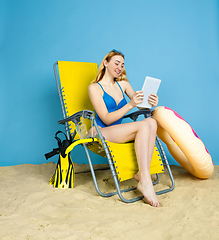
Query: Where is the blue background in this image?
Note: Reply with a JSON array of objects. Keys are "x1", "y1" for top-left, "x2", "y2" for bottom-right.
[{"x1": 0, "y1": 0, "x2": 218, "y2": 166}]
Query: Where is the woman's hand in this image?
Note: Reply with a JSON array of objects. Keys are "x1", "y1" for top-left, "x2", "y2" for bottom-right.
[
  {"x1": 129, "y1": 91, "x2": 144, "y2": 108},
  {"x1": 148, "y1": 94, "x2": 158, "y2": 107}
]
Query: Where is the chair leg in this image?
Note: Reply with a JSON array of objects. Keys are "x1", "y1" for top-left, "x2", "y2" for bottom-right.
[
  {"x1": 155, "y1": 136, "x2": 175, "y2": 195},
  {"x1": 83, "y1": 144, "x2": 119, "y2": 197},
  {"x1": 83, "y1": 144, "x2": 145, "y2": 203},
  {"x1": 91, "y1": 123, "x2": 146, "y2": 202},
  {"x1": 153, "y1": 174, "x2": 159, "y2": 185}
]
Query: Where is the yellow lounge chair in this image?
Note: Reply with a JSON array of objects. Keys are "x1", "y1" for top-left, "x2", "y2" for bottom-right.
[{"x1": 52, "y1": 60, "x2": 175, "y2": 203}]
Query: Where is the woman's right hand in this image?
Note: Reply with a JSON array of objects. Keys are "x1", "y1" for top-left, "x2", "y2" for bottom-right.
[{"x1": 129, "y1": 91, "x2": 144, "y2": 108}]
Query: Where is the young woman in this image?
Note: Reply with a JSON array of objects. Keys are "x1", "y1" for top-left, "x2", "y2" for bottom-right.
[{"x1": 88, "y1": 50, "x2": 160, "y2": 207}]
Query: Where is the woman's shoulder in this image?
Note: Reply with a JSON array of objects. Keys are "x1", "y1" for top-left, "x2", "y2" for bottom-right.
[
  {"x1": 89, "y1": 82, "x2": 98, "y2": 89},
  {"x1": 118, "y1": 80, "x2": 132, "y2": 89},
  {"x1": 88, "y1": 82, "x2": 102, "y2": 94}
]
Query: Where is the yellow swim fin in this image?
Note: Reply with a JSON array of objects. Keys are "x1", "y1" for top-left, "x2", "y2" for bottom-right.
[
  {"x1": 46, "y1": 131, "x2": 75, "y2": 189},
  {"x1": 52, "y1": 152, "x2": 75, "y2": 189}
]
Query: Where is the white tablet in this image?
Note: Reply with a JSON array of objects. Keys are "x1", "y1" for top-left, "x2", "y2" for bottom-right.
[{"x1": 137, "y1": 76, "x2": 161, "y2": 108}]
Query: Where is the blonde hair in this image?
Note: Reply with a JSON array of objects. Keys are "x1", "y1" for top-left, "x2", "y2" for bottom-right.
[{"x1": 92, "y1": 50, "x2": 128, "y2": 83}]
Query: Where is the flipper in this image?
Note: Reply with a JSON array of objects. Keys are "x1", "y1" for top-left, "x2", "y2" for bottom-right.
[
  {"x1": 45, "y1": 131, "x2": 75, "y2": 189},
  {"x1": 52, "y1": 153, "x2": 75, "y2": 189}
]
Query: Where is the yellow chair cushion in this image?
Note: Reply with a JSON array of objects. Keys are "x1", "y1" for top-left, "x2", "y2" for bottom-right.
[
  {"x1": 106, "y1": 141, "x2": 164, "y2": 182},
  {"x1": 58, "y1": 61, "x2": 98, "y2": 139}
]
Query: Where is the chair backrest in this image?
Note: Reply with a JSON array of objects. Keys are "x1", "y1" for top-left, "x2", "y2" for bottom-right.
[{"x1": 55, "y1": 61, "x2": 98, "y2": 139}]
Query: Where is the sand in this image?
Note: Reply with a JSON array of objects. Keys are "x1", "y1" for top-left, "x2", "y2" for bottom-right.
[{"x1": 0, "y1": 162, "x2": 219, "y2": 240}]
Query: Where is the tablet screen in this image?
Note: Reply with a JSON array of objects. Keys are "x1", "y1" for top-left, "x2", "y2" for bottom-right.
[{"x1": 137, "y1": 76, "x2": 161, "y2": 108}]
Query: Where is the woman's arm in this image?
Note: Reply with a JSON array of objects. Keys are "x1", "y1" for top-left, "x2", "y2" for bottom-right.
[
  {"x1": 122, "y1": 81, "x2": 135, "y2": 100},
  {"x1": 122, "y1": 81, "x2": 159, "y2": 108},
  {"x1": 88, "y1": 83, "x2": 143, "y2": 126}
]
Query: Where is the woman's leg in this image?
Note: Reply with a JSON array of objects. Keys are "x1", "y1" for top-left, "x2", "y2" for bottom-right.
[
  {"x1": 134, "y1": 119, "x2": 156, "y2": 182},
  {"x1": 99, "y1": 118, "x2": 160, "y2": 207},
  {"x1": 134, "y1": 119, "x2": 159, "y2": 207}
]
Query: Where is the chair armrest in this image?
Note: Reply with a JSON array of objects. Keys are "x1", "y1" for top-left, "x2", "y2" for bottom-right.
[
  {"x1": 124, "y1": 109, "x2": 154, "y2": 121},
  {"x1": 58, "y1": 110, "x2": 94, "y2": 125}
]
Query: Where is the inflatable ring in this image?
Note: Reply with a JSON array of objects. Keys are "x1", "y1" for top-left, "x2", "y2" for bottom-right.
[{"x1": 152, "y1": 106, "x2": 214, "y2": 179}]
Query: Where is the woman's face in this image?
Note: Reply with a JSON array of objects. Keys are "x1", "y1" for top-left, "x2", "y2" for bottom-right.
[{"x1": 104, "y1": 55, "x2": 124, "y2": 78}]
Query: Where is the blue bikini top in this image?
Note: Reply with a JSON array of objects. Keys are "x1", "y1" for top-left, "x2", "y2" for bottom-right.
[{"x1": 95, "y1": 81, "x2": 127, "y2": 128}]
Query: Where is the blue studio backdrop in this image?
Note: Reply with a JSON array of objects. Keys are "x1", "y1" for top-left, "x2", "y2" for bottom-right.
[{"x1": 0, "y1": 0, "x2": 218, "y2": 166}]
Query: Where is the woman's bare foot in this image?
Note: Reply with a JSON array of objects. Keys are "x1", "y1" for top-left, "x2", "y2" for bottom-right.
[
  {"x1": 137, "y1": 180, "x2": 160, "y2": 207},
  {"x1": 134, "y1": 171, "x2": 140, "y2": 182}
]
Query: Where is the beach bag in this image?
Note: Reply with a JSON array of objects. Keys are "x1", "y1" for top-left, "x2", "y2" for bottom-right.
[{"x1": 45, "y1": 131, "x2": 75, "y2": 189}]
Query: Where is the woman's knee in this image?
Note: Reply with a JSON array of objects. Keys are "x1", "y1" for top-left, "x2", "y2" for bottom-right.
[{"x1": 142, "y1": 118, "x2": 157, "y2": 132}]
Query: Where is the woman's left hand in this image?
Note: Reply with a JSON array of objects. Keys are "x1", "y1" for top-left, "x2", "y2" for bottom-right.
[{"x1": 148, "y1": 94, "x2": 159, "y2": 107}]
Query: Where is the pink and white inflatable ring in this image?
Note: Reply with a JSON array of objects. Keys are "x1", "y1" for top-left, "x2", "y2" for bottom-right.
[{"x1": 152, "y1": 106, "x2": 214, "y2": 179}]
